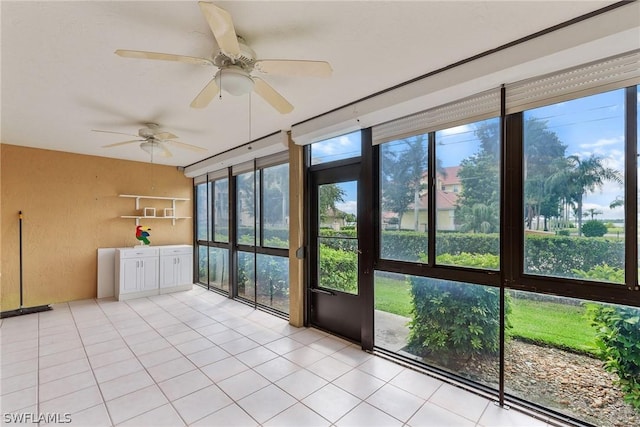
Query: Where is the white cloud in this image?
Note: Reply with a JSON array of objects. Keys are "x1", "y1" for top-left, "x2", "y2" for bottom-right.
[
  {"x1": 336, "y1": 200, "x2": 357, "y2": 216},
  {"x1": 579, "y1": 136, "x2": 624, "y2": 150}
]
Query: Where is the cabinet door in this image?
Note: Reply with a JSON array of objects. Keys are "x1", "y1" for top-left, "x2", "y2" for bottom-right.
[
  {"x1": 175, "y1": 254, "x2": 193, "y2": 286},
  {"x1": 140, "y1": 256, "x2": 159, "y2": 292},
  {"x1": 159, "y1": 255, "x2": 177, "y2": 289},
  {"x1": 121, "y1": 258, "x2": 140, "y2": 294}
]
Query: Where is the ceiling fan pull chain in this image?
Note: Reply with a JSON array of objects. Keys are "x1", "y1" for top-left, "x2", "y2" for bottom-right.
[{"x1": 219, "y1": 72, "x2": 223, "y2": 100}]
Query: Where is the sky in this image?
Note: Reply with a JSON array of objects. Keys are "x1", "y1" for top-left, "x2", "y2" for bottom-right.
[{"x1": 310, "y1": 87, "x2": 639, "y2": 222}]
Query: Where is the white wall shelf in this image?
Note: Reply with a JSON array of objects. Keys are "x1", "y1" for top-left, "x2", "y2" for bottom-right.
[{"x1": 119, "y1": 194, "x2": 190, "y2": 225}]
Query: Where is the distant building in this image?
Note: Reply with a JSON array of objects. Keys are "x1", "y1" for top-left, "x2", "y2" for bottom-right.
[{"x1": 387, "y1": 166, "x2": 461, "y2": 231}]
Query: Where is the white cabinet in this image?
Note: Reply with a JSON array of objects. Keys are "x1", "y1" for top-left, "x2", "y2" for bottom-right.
[
  {"x1": 159, "y1": 246, "x2": 193, "y2": 294},
  {"x1": 114, "y1": 245, "x2": 192, "y2": 301},
  {"x1": 115, "y1": 248, "x2": 160, "y2": 300}
]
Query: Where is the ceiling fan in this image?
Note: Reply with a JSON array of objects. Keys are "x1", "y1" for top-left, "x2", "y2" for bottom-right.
[
  {"x1": 114, "y1": 1, "x2": 332, "y2": 114},
  {"x1": 93, "y1": 123, "x2": 207, "y2": 158}
]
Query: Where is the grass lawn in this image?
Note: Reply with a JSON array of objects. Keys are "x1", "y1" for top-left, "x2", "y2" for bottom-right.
[
  {"x1": 508, "y1": 297, "x2": 599, "y2": 356},
  {"x1": 374, "y1": 276, "x2": 413, "y2": 317},
  {"x1": 374, "y1": 275, "x2": 599, "y2": 355}
]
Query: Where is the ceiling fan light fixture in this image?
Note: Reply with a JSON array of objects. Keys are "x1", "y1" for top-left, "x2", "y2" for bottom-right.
[
  {"x1": 140, "y1": 140, "x2": 160, "y2": 155},
  {"x1": 215, "y1": 67, "x2": 254, "y2": 96}
]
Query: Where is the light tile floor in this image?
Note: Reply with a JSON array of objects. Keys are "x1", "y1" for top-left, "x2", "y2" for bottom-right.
[{"x1": 1, "y1": 287, "x2": 557, "y2": 426}]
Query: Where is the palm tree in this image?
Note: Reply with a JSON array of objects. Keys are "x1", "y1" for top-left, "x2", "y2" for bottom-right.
[
  {"x1": 584, "y1": 208, "x2": 603, "y2": 220},
  {"x1": 547, "y1": 155, "x2": 622, "y2": 236}
]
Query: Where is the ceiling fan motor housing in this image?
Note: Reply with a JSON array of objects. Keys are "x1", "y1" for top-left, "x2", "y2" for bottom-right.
[{"x1": 212, "y1": 40, "x2": 256, "y2": 71}]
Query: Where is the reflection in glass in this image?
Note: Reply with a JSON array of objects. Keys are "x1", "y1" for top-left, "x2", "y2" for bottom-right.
[
  {"x1": 236, "y1": 252, "x2": 289, "y2": 313},
  {"x1": 523, "y1": 90, "x2": 625, "y2": 283},
  {"x1": 208, "y1": 247, "x2": 228, "y2": 293},
  {"x1": 237, "y1": 251, "x2": 255, "y2": 303},
  {"x1": 256, "y1": 254, "x2": 289, "y2": 314},
  {"x1": 197, "y1": 245, "x2": 208, "y2": 284},
  {"x1": 506, "y1": 290, "x2": 639, "y2": 426},
  {"x1": 196, "y1": 182, "x2": 210, "y2": 241},
  {"x1": 214, "y1": 179, "x2": 229, "y2": 243},
  {"x1": 379, "y1": 135, "x2": 428, "y2": 262},
  {"x1": 236, "y1": 171, "x2": 260, "y2": 246},
  {"x1": 263, "y1": 164, "x2": 289, "y2": 249},
  {"x1": 435, "y1": 118, "x2": 500, "y2": 269},
  {"x1": 311, "y1": 131, "x2": 361, "y2": 165},
  {"x1": 317, "y1": 180, "x2": 358, "y2": 295},
  {"x1": 374, "y1": 271, "x2": 499, "y2": 389}
]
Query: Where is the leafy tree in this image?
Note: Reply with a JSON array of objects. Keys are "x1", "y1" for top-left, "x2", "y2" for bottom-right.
[
  {"x1": 610, "y1": 196, "x2": 624, "y2": 209},
  {"x1": 319, "y1": 183, "x2": 346, "y2": 223},
  {"x1": 455, "y1": 120, "x2": 500, "y2": 232},
  {"x1": 523, "y1": 117, "x2": 567, "y2": 230},
  {"x1": 458, "y1": 203, "x2": 498, "y2": 233},
  {"x1": 547, "y1": 155, "x2": 622, "y2": 236},
  {"x1": 381, "y1": 135, "x2": 428, "y2": 230},
  {"x1": 263, "y1": 164, "x2": 289, "y2": 226}
]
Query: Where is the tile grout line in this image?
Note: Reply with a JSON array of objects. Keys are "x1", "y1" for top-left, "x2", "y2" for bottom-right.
[{"x1": 68, "y1": 299, "x2": 116, "y2": 427}]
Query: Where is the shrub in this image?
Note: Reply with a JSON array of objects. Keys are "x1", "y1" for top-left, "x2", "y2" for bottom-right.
[
  {"x1": 587, "y1": 303, "x2": 640, "y2": 410},
  {"x1": 576, "y1": 265, "x2": 640, "y2": 410},
  {"x1": 556, "y1": 229, "x2": 570, "y2": 236},
  {"x1": 407, "y1": 253, "x2": 508, "y2": 361},
  {"x1": 318, "y1": 244, "x2": 357, "y2": 293},
  {"x1": 582, "y1": 220, "x2": 608, "y2": 237}
]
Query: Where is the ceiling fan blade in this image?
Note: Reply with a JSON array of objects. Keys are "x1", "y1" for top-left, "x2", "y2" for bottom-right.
[
  {"x1": 198, "y1": 2, "x2": 240, "y2": 58},
  {"x1": 255, "y1": 60, "x2": 333, "y2": 78},
  {"x1": 92, "y1": 129, "x2": 138, "y2": 138},
  {"x1": 190, "y1": 77, "x2": 220, "y2": 109},
  {"x1": 115, "y1": 50, "x2": 213, "y2": 66},
  {"x1": 165, "y1": 140, "x2": 208, "y2": 153},
  {"x1": 154, "y1": 131, "x2": 179, "y2": 140},
  {"x1": 158, "y1": 143, "x2": 173, "y2": 158},
  {"x1": 102, "y1": 140, "x2": 143, "y2": 148},
  {"x1": 253, "y1": 77, "x2": 294, "y2": 114}
]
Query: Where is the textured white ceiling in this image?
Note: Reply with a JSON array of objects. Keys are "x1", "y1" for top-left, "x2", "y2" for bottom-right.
[{"x1": 0, "y1": 1, "x2": 621, "y2": 167}]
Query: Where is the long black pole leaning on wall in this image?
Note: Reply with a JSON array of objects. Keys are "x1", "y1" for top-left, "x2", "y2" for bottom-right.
[{"x1": 0, "y1": 211, "x2": 52, "y2": 318}]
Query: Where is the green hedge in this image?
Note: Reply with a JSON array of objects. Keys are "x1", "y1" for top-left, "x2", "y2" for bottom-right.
[
  {"x1": 524, "y1": 234, "x2": 623, "y2": 277},
  {"x1": 319, "y1": 230, "x2": 624, "y2": 276}
]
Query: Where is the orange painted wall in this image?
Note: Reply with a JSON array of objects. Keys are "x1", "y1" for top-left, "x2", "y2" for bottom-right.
[{"x1": 1, "y1": 144, "x2": 193, "y2": 310}]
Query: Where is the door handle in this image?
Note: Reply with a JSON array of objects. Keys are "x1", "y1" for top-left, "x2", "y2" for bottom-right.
[{"x1": 310, "y1": 288, "x2": 335, "y2": 296}]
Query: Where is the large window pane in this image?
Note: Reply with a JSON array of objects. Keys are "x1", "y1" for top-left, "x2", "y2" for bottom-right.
[
  {"x1": 317, "y1": 180, "x2": 358, "y2": 295},
  {"x1": 196, "y1": 182, "x2": 210, "y2": 241},
  {"x1": 435, "y1": 118, "x2": 500, "y2": 269},
  {"x1": 506, "y1": 290, "x2": 639, "y2": 426},
  {"x1": 310, "y1": 131, "x2": 361, "y2": 165},
  {"x1": 256, "y1": 254, "x2": 289, "y2": 314},
  {"x1": 208, "y1": 247, "x2": 228, "y2": 293},
  {"x1": 523, "y1": 90, "x2": 625, "y2": 283},
  {"x1": 263, "y1": 164, "x2": 289, "y2": 249},
  {"x1": 236, "y1": 171, "x2": 260, "y2": 246},
  {"x1": 214, "y1": 178, "x2": 229, "y2": 243},
  {"x1": 197, "y1": 245, "x2": 208, "y2": 284},
  {"x1": 375, "y1": 271, "x2": 499, "y2": 389},
  {"x1": 380, "y1": 135, "x2": 428, "y2": 262},
  {"x1": 237, "y1": 251, "x2": 255, "y2": 302}
]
